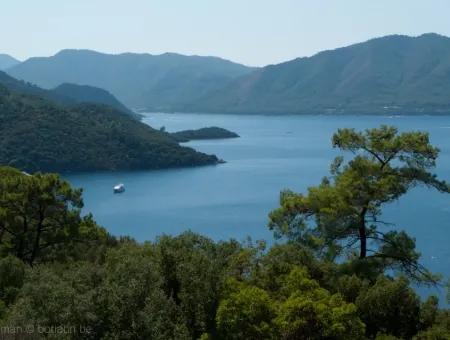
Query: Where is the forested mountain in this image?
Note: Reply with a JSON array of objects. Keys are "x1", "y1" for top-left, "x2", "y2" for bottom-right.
[
  {"x1": 6, "y1": 34, "x2": 450, "y2": 114},
  {"x1": 0, "y1": 85, "x2": 218, "y2": 173},
  {"x1": 7, "y1": 49, "x2": 255, "y2": 111},
  {"x1": 0, "y1": 53, "x2": 19, "y2": 70},
  {"x1": 0, "y1": 70, "x2": 52, "y2": 98},
  {"x1": 0, "y1": 71, "x2": 134, "y2": 115},
  {"x1": 190, "y1": 33, "x2": 450, "y2": 114}
]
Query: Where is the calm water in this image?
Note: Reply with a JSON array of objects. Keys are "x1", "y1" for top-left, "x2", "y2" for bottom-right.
[{"x1": 66, "y1": 113, "x2": 450, "y2": 303}]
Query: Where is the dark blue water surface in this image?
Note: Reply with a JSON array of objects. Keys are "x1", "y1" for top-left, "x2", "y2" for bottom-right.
[{"x1": 66, "y1": 113, "x2": 450, "y2": 303}]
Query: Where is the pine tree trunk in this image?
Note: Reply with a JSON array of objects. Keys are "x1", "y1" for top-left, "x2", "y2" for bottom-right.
[
  {"x1": 17, "y1": 215, "x2": 28, "y2": 260},
  {"x1": 0, "y1": 225, "x2": 4, "y2": 244},
  {"x1": 359, "y1": 207, "x2": 368, "y2": 258},
  {"x1": 30, "y1": 210, "x2": 44, "y2": 265}
]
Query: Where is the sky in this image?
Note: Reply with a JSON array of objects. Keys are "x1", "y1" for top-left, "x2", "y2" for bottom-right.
[{"x1": 1, "y1": 0, "x2": 450, "y2": 66}]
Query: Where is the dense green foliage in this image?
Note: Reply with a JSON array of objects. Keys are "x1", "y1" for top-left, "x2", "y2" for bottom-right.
[
  {"x1": 7, "y1": 49, "x2": 255, "y2": 111},
  {"x1": 190, "y1": 33, "x2": 450, "y2": 114},
  {"x1": 171, "y1": 127, "x2": 239, "y2": 142},
  {"x1": 217, "y1": 266, "x2": 366, "y2": 340},
  {"x1": 0, "y1": 167, "x2": 108, "y2": 265},
  {"x1": 0, "y1": 126, "x2": 449, "y2": 339},
  {"x1": 0, "y1": 86, "x2": 218, "y2": 172}
]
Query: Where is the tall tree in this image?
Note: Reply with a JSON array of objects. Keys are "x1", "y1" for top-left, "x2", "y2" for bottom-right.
[
  {"x1": 269, "y1": 126, "x2": 449, "y2": 281},
  {"x1": 0, "y1": 167, "x2": 99, "y2": 264}
]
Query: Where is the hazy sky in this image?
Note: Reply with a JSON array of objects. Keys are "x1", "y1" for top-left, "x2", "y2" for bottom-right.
[{"x1": 2, "y1": 0, "x2": 450, "y2": 66}]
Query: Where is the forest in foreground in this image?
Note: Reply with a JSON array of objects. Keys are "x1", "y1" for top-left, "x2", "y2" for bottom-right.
[{"x1": 0, "y1": 126, "x2": 449, "y2": 340}]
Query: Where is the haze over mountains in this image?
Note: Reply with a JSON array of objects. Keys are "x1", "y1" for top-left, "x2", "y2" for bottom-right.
[
  {"x1": 7, "y1": 50, "x2": 255, "y2": 111},
  {"x1": 0, "y1": 54, "x2": 20, "y2": 70},
  {"x1": 5, "y1": 33, "x2": 450, "y2": 114}
]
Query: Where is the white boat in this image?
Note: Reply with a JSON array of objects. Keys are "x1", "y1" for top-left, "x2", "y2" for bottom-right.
[{"x1": 113, "y1": 183, "x2": 125, "y2": 194}]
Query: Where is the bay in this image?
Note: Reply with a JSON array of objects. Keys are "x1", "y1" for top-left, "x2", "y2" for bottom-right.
[{"x1": 66, "y1": 113, "x2": 450, "y2": 303}]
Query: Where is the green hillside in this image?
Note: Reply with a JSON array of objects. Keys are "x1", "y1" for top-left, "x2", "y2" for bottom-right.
[
  {"x1": 190, "y1": 33, "x2": 450, "y2": 114},
  {"x1": 0, "y1": 71, "x2": 134, "y2": 115},
  {"x1": 0, "y1": 85, "x2": 218, "y2": 173}
]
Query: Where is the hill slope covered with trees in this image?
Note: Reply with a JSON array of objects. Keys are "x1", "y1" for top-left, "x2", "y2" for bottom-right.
[
  {"x1": 0, "y1": 71, "x2": 134, "y2": 116},
  {"x1": 189, "y1": 33, "x2": 450, "y2": 114},
  {"x1": 0, "y1": 85, "x2": 218, "y2": 173}
]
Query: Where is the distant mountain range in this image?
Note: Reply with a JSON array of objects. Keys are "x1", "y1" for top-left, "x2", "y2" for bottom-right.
[
  {"x1": 0, "y1": 54, "x2": 20, "y2": 70},
  {"x1": 5, "y1": 33, "x2": 450, "y2": 114},
  {"x1": 190, "y1": 33, "x2": 450, "y2": 114},
  {"x1": 7, "y1": 50, "x2": 255, "y2": 111}
]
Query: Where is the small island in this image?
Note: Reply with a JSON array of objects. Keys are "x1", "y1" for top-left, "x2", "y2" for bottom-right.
[{"x1": 170, "y1": 127, "x2": 239, "y2": 142}]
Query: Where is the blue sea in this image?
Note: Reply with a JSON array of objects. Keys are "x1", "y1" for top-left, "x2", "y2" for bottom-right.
[{"x1": 66, "y1": 113, "x2": 450, "y2": 304}]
